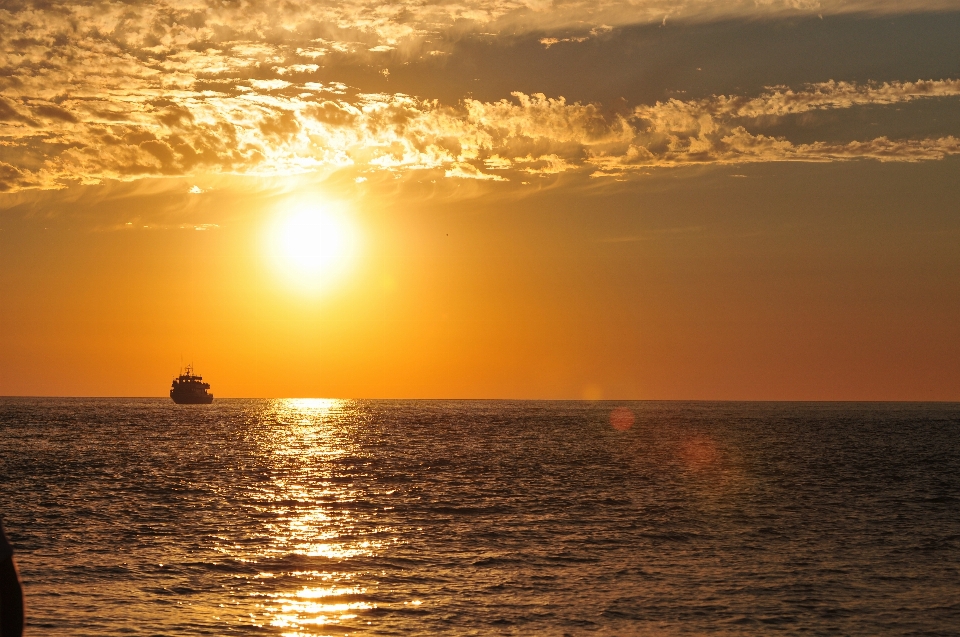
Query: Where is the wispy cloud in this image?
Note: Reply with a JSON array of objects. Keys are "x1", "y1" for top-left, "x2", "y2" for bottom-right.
[{"x1": 639, "y1": 79, "x2": 960, "y2": 122}]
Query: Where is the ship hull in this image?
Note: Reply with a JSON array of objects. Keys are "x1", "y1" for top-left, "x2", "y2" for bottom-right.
[
  {"x1": 170, "y1": 365, "x2": 214, "y2": 403},
  {"x1": 170, "y1": 392, "x2": 214, "y2": 404}
]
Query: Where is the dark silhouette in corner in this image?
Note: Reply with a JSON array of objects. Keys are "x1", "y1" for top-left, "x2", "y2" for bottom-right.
[{"x1": 0, "y1": 519, "x2": 23, "y2": 637}]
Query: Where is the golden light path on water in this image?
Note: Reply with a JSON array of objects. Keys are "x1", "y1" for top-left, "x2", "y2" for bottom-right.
[
  {"x1": 204, "y1": 399, "x2": 739, "y2": 634},
  {"x1": 211, "y1": 399, "x2": 417, "y2": 635}
]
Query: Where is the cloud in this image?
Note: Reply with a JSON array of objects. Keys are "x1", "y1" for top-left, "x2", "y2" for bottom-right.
[
  {"x1": 581, "y1": 80, "x2": 960, "y2": 172},
  {"x1": 637, "y1": 80, "x2": 960, "y2": 124},
  {"x1": 445, "y1": 162, "x2": 508, "y2": 180},
  {"x1": 539, "y1": 36, "x2": 589, "y2": 48},
  {"x1": 0, "y1": 161, "x2": 40, "y2": 192},
  {"x1": 249, "y1": 80, "x2": 293, "y2": 91},
  {"x1": 1, "y1": 2, "x2": 955, "y2": 97},
  {"x1": 796, "y1": 136, "x2": 960, "y2": 162},
  {"x1": 0, "y1": 6, "x2": 960, "y2": 199},
  {"x1": 0, "y1": 99, "x2": 38, "y2": 127},
  {"x1": 1, "y1": 0, "x2": 959, "y2": 195}
]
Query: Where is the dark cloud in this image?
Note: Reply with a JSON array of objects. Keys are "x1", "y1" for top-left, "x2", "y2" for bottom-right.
[
  {"x1": 0, "y1": 161, "x2": 38, "y2": 192},
  {"x1": 0, "y1": 98, "x2": 39, "y2": 127},
  {"x1": 32, "y1": 103, "x2": 78, "y2": 123},
  {"x1": 259, "y1": 110, "x2": 300, "y2": 141}
]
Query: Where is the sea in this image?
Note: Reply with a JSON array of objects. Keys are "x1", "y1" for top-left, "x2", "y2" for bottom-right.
[{"x1": 1, "y1": 399, "x2": 959, "y2": 636}]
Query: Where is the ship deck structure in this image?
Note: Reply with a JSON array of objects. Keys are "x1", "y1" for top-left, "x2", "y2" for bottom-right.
[{"x1": 170, "y1": 364, "x2": 214, "y2": 404}]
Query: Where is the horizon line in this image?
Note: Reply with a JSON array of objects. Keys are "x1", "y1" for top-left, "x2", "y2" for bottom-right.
[{"x1": 1, "y1": 395, "x2": 958, "y2": 404}]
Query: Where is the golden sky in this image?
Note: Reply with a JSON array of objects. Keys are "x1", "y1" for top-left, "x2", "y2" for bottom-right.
[{"x1": 1, "y1": 0, "x2": 959, "y2": 398}]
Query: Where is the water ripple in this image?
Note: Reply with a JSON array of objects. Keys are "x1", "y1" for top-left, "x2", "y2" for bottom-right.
[{"x1": 1, "y1": 399, "x2": 959, "y2": 635}]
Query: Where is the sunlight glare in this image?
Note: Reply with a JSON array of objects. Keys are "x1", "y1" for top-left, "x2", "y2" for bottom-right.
[{"x1": 267, "y1": 199, "x2": 359, "y2": 292}]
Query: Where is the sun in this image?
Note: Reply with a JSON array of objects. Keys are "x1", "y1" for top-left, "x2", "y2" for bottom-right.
[{"x1": 266, "y1": 200, "x2": 359, "y2": 292}]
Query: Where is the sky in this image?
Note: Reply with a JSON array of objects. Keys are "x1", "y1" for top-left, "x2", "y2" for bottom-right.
[{"x1": 1, "y1": 0, "x2": 959, "y2": 399}]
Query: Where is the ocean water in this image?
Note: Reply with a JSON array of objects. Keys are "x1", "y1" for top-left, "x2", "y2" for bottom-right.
[{"x1": 1, "y1": 399, "x2": 959, "y2": 636}]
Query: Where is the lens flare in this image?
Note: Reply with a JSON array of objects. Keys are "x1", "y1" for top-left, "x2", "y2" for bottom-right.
[
  {"x1": 610, "y1": 407, "x2": 635, "y2": 431},
  {"x1": 680, "y1": 436, "x2": 719, "y2": 469}
]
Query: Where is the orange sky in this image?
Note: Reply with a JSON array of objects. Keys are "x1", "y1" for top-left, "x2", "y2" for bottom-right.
[{"x1": 1, "y1": 3, "x2": 959, "y2": 398}]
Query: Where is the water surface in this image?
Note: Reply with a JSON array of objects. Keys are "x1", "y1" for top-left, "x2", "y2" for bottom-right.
[{"x1": 1, "y1": 399, "x2": 958, "y2": 635}]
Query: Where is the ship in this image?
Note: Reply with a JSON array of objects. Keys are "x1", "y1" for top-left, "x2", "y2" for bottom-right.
[{"x1": 170, "y1": 364, "x2": 214, "y2": 404}]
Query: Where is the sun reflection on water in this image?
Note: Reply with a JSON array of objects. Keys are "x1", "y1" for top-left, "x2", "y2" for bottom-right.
[
  {"x1": 286, "y1": 398, "x2": 342, "y2": 412},
  {"x1": 262, "y1": 585, "x2": 373, "y2": 631},
  {"x1": 224, "y1": 399, "x2": 396, "y2": 635}
]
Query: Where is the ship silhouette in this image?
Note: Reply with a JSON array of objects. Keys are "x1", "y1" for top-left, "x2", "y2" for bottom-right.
[{"x1": 170, "y1": 364, "x2": 214, "y2": 404}]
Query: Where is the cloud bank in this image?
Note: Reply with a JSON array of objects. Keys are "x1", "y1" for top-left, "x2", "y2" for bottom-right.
[
  {"x1": 1, "y1": 78, "x2": 959, "y2": 192},
  {"x1": 1, "y1": 0, "x2": 960, "y2": 191}
]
